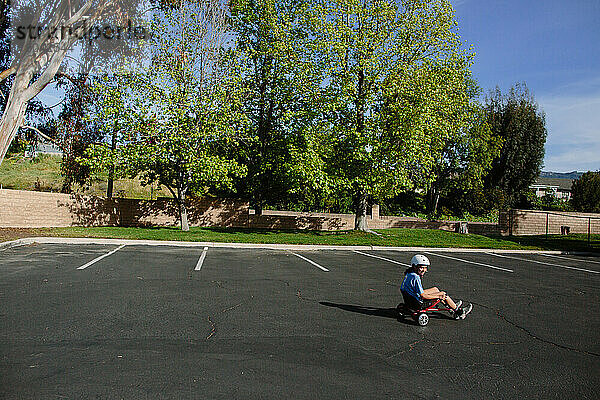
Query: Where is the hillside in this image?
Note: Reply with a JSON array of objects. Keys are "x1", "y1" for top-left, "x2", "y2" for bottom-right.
[
  {"x1": 0, "y1": 153, "x2": 161, "y2": 199},
  {"x1": 540, "y1": 171, "x2": 584, "y2": 180}
]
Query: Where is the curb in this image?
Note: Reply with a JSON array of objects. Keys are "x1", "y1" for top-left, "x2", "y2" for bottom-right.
[
  {"x1": 3, "y1": 236, "x2": 597, "y2": 255},
  {"x1": 0, "y1": 239, "x2": 27, "y2": 252}
]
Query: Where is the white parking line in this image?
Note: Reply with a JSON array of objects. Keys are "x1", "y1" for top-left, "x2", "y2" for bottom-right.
[
  {"x1": 291, "y1": 252, "x2": 329, "y2": 272},
  {"x1": 77, "y1": 245, "x2": 126, "y2": 270},
  {"x1": 195, "y1": 247, "x2": 209, "y2": 271},
  {"x1": 353, "y1": 250, "x2": 411, "y2": 267},
  {"x1": 424, "y1": 251, "x2": 514, "y2": 273},
  {"x1": 487, "y1": 252, "x2": 600, "y2": 274},
  {"x1": 541, "y1": 253, "x2": 600, "y2": 265}
]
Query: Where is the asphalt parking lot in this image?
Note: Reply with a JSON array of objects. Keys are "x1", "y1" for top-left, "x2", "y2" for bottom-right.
[{"x1": 1, "y1": 242, "x2": 599, "y2": 399}]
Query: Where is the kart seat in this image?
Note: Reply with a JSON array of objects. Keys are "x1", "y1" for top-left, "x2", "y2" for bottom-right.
[{"x1": 401, "y1": 290, "x2": 426, "y2": 311}]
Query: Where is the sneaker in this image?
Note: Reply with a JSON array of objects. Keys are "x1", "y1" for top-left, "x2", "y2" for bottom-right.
[
  {"x1": 453, "y1": 307, "x2": 464, "y2": 319},
  {"x1": 459, "y1": 303, "x2": 473, "y2": 319},
  {"x1": 449, "y1": 300, "x2": 462, "y2": 316}
]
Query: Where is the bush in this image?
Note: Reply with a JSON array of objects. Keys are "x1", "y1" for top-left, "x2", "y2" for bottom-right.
[
  {"x1": 380, "y1": 191, "x2": 426, "y2": 217},
  {"x1": 571, "y1": 171, "x2": 600, "y2": 213},
  {"x1": 440, "y1": 187, "x2": 505, "y2": 217}
]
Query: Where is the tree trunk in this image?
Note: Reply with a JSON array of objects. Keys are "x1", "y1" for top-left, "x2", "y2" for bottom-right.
[
  {"x1": 180, "y1": 201, "x2": 190, "y2": 232},
  {"x1": 177, "y1": 174, "x2": 190, "y2": 231},
  {"x1": 354, "y1": 191, "x2": 369, "y2": 231},
  {"x1": 107, "y1": 130, "x2": 117, "y2": 198},
  {"x1": 427, "y1": 182, "x2": 440, "y2": 215},
  {"x1": 0, "y1": 73, "x2": 30, "y2": 165},
  {"x1": 107, "y1": 172, "x2": 114, "y2": 199},
  {"x1": 0, "y1": 1, "x2": 116, "y2": 166},
  {"x1": 356, "y1": 68, "x2": 365, "y2": 135}
]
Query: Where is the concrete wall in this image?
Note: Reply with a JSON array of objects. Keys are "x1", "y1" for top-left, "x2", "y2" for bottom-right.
[
  {"x1": 0, "y1": 189, "x2": 248, "y2": 228},
  {"x1": 9, "y1": 189, "x2": 593, "y2": 237},
  {"x1": 0, "y1": 188, "x2": 503, "y2": 233},
  {"x1": 499, "y1": 209, "x2": 600, "y2": 236},
  {"x1": 0, "y1": 190, "x2": 117, "y2": 228},
  {"x1": 250, "y1": 210, "x2": 354, "y2": 231}
]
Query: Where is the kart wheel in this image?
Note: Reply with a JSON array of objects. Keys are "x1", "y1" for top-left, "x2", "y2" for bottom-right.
[
  {"x1": 417, "y1": 313, "x2": 429, "y2": 326},
  {"x1": 396, "y1": 304, "x2": 406, "y2": 317}
]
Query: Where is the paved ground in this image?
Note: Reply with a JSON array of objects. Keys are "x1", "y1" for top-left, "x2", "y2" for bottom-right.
[{"x1": 1, "y1": 243, "x2": 599, "y2": 399}]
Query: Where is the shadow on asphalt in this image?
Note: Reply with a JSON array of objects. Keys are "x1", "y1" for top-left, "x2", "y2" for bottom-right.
[{"x1": 320, "y1": 301, "x2": 456, "y2": 326}]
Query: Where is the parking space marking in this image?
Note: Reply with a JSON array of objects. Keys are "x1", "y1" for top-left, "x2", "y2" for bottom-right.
[
  {"x1": 353, "y1": 250, "x2": 411, "y2": 267},
  {"x1": 76, "y1": 245, "x2": 126, "y2": 270},
  {"x1": 487, "y1": 253, "x2": 600, "y2": 274},
  {"x1": 541, "y1": 253, "x2": 600, "y2": 265},
  {"x1": 424, "y1": 251, "x2": 514, "y2": 273},
  {"x1": 195, "y1": 247, "x2": 209, "y2": 271},
  {"x1": 291, "y1": 252, "x2": 329, "y2": 272}
]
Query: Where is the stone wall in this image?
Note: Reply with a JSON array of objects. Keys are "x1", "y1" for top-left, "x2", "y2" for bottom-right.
[
  {"x1": 499, "y1": 209, "x2": 600, "y2": 236},
  {"x1": 249, "y1": 210, "x2": 354, "y2": 231},
  {"x1": 0, "y1": 190, "x2": 117, "y2": 228},
  {"x1": 0, "y1": 189, "x2": 248, "y2": 228},
  {"x1": 8, "y1": 189, "x2": 585, "y2": 237},
  {"x1": 0, "y1": 189, "x2": 503, "y2": 233}
]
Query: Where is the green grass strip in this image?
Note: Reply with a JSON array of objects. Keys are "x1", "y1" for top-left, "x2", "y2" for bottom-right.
[{"x1": 2, "y1": 227, "x2": 598, "y2": 252}]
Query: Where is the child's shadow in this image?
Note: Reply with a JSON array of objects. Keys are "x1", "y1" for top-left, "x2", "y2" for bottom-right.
[{"x1": 319, "y1": 301, "x2": 454, "y2": 325}]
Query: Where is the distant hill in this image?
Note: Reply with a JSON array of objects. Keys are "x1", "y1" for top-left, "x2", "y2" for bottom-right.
[{"x1": 540, "y1": 171, "x2": 584, "y2": 180}]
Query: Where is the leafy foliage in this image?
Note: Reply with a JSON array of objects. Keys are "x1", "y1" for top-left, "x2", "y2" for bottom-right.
[
  {"x1": 79, "y1": 0, "x2": 524, "y2": 230},
  {"x1": 227, "y1": 0, "x2": 330, "y2": 212},
  {"x1": 571, "y1": 171, "x2": 600, "y2": 213},
  {"x1": 483, "y1": 83, "x2": 547, "y2": 208},
  {"x1": 84, "y1": 1, "x2": 246, "y2": 230},
  {"x1": 308, "y1": 0, "x2": 474, "y2": 229}
]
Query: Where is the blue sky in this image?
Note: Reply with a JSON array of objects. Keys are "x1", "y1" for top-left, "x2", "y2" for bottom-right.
[{"x1": 452, "y1": 0, "x2": 600, "y2": 172}]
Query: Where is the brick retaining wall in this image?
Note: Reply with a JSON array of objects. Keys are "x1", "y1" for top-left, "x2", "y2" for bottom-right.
[
  {"x1": 6, "y1": 189, "x2": 576, "y2": 236},
  {"x1": 499, "y1": 209, "x2": 600, "y2": 236},
  {"x1": 0, "y1": 190, "x2": 117, "y2": 227},
  {"x1": 0, "y1": 189, "x2": 248, "y2": 228},
  {"x1": 250, "y1": 210, "x2": 354, "y2": 230}
]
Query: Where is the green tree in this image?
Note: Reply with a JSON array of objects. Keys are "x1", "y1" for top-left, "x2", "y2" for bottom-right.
[
  {"x1": 83, "y1": 72, "x2": 136, "y2": 198},
  {"x1": 384, "y1": 64, "x2": 495, "y2": 217},
  {"x1": 85, "y1": 1, "x2": 246, "y2": 230},
  {"x1": 228, "y1": 0, "x2": 327, "y2": 213},
  {"x1": 428, "y1": 83, "x2": 502, "y2": 216},
  {"x1": 310, "y1": 0, "x2": 473, "y2": 230},
  {"x1": 55, "y1": 74, "x2": 106, "y2": 193},
  {"x1": 483, "y1": 83, "x2": 547, "y2": 208},
  {"x1": 571, "y1": 171, "x2": 600, "y2": 213},
  {"x1": 0, "y1": 0, "x2": 140, "y2": 166}
]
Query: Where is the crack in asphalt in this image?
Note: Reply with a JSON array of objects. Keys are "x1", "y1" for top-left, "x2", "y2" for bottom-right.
[
  {"x1": 205, "y1": 303, "x2": 242, "y2": 340},
  {"x1": 296, "y1": 289, "x2": 320, "y2": 303},
  {"x1": 471, "y1": 301, "x2": 600, "y2": 357},
  {"x1": 385, "y1": 336, "x2": 526, "y2": 361},
  {"x1": 206, "y1": 316, "x2": 216, "y2": 340},
  {"x1": 385, "y1": 335, "x2": 426, "y2": 358}
]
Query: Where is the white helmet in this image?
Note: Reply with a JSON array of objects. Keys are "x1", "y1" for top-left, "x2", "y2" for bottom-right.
[{"x1": 411, "y1": 254, "x2": 430, "y2": 268}]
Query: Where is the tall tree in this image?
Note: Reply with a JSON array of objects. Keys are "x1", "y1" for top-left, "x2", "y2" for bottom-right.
[
  {"x1": 571, "y1": 171, "x2": 600, "y2": 213},
  {"x1": 423, "y1": 78, "x2": 502, "y2": 215},
  {"x1": 55, "y1": 73, "x2": 102, "y2": 193},
  {"x1": 228, "y1": 0, "x2": 324, "y2": 213},
  {"x1": 84, "y1": 73, "x2": 132, "y2": 198},
  {"x1": 311, "y1": 0, "x2": 473, "y2": 230},
  {"x1": 483, "y1": 83, "x2": 547, "y2": 208},
  {"x1": 85, "y1": 0, "x2": 246, "y2": 230},
  {"x1": 1, "y1": 1, "x2": 57, "y2": 154}
]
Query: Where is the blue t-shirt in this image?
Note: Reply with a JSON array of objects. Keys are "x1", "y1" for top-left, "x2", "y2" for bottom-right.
[{"x1": 401, "y1": 272, "x2": 424, "y2": 300}]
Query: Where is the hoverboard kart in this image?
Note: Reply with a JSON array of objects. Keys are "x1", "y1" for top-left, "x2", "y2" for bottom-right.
[{"x1": 397, "y1": 292, "x2": 454, "y2": 326}]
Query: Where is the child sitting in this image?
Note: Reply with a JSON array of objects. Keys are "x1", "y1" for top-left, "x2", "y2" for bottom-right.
[{"x1": 401, "y1": 254, "x2": 472, "y2": 319}]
